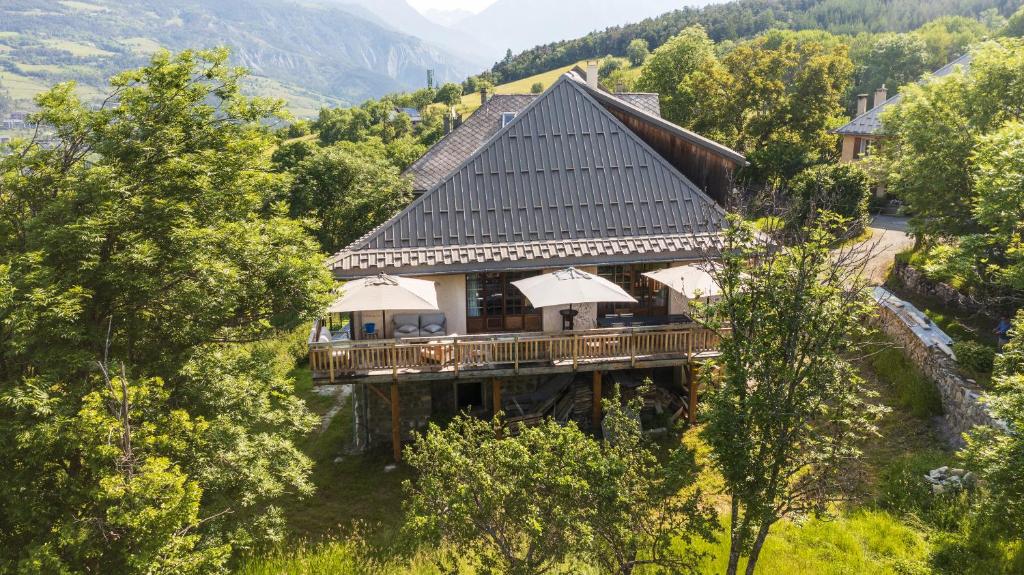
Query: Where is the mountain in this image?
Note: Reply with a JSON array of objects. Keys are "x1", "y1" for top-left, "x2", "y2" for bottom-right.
[
  {"x1": 329, "y1": 0, "x2": 488, "y2": 68},
  {"x1": 421, "y1": 8, "x2": 475, "y2": 28},
  {"x1": 455, "y1": 0, "x2": 716, "y2": 57},
  {"x1": 0, "y1": 0, "x2": 476, "y2": 116}
]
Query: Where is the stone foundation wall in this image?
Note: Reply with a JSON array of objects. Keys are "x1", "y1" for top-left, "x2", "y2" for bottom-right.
[
  {"x1": 871, "y1": 288, "x2": 1000, "y2": 446},
  {"x1": 892, "y1": 262, "x2": 990, "y2": 318}
]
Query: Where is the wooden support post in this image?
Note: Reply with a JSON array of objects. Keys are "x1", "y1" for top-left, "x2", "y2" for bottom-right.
[
  {"x1": 491, "y1": 378, "x2": 502, "y2": 417},
  {"x1": 687, "y1": 363, "x2": 700, "y2": 425},
  {"x1": 592, "y1": 370, "x2": 602, "y2": 427},
  {"x1": 390, "y1": 381, "x2": 401, "y2": 462},
  {"x1": 328, "y1": 338, "x2": 335, "y2": 384}
]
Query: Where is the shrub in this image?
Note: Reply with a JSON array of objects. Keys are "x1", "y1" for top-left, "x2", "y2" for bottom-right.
[
  {"x1": 953, "y1": 340, "x2": 996, "y2": 374},
  {"x1": 788, "y1": 163, "x2": 871, "y2": 229},
  {"x1": 530, "y1": 81, "x2": 544, "y2": 93}
]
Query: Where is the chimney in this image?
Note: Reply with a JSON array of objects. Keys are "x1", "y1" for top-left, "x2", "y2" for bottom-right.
[
  {"x1": 586, "y1": 60, "x2": 598, "y2": 89},
  {"x1": 873, "y1": 84, "x2": 887, "y2": 109},
  {"x1": 479, "y1": 87, "x2": 488, "y2": 106},
  {"x1": 856, "y1": 93, "x2": 868, "y2": 115},
  {"x1": 443, "y1": 113, "x2": 452, "y2": 135}
]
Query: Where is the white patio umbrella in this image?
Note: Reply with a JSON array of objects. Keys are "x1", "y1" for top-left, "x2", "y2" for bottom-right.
[
  {"x1": 511, "y1": 267, "x2": 636, "y2": 328},
  {"x1": 327, "y1": 273, "x2": 439, "y2": 338},
  {"x1": 642, "y1": 263, "x2": 723, "y2": 300}
]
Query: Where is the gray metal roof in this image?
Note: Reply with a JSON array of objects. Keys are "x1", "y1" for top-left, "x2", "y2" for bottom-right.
[
  {"x1": 332, "y1": 76, "x2": 728, "y2": 278},
  {"x1": 836, "y1": 53, "x2": 972, "y2": 137},
  {"x1": 404, "y1": 94, "x2": 538, "y2": 192},
  {"x1": 404, "y1": 89, "x2": 664, "y2": 193}
]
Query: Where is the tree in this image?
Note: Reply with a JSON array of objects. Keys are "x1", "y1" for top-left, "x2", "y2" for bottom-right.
[
  {"x1": 880, "y1": 38, "x2": 1024, "y2": 242},
  {"x1": 581, "y1": 384, "x2": 715, "y2": 575},
  {"x1": 852, "y1": 33, "x2": 929, "y2": 112},
  {"x1": 1003, "y1": 5, "x2": 1024, "y2": 38},
  {"x1": 968, "y1": 121, "x2": 1024, "y2": 293},
  {"x1": 0, "y1": 49, "x2": 331, "y2": 571},
  {"x1": 916, "y1": 16, "x2": 987, "y2": 69},
  {"x1": 403, "y1": 397, "x2": 715, "y2": 575},
  {"x1": 788, "y1": 163, "x2": 871, "y2": 231},
  {"x1": 694, "y1": 214, "x2": 880, "y2": 575},
  {"x1": 879, "y1": 72, "x2": 974, "y2": 238},
  {"x1": 402, "y1": 415, "x2": 598, "y2": 574},
  {"x1": 635, "y1": 26, "x2": 729, "y2": 137},
  {"x1": 433, "y1": 82, "x2": 463, "y2": 107},
  {"x1": 626, "y1": 38, "x2": 650, "y2": 67},
  {"x1": 961, "y1": 311, "x2": 1024, "y2": 539},
  {"x1": 719, "y1": 30, "x2": 854, "y2": 182},
  {"x1": 289, "y1": 140, "x2": 411, "y2": 253}
]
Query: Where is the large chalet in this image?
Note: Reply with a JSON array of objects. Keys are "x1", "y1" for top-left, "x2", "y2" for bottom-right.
[{"x1": 311, "y1": 66, "x2": 746, "y2": 456}]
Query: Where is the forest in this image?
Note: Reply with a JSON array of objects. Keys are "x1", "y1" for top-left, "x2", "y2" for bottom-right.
[{"x1": 480, "y1": 0, "x2": 1016, "y2": 88}]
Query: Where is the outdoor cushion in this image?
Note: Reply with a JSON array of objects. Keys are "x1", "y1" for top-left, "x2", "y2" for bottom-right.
[
  {"x1": 419, "y1": 313, "x2": 446, "y2": 328},
  {"x1": 422, "y1": 323, "x2": 444, "y2": 334},
  {"x1": 396, "y1": 325, "x2": 419, "y2": 335}
]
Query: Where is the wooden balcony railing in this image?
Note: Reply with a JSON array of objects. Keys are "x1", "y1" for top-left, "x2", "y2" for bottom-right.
[{"x1": 309, "y1": 321, "x2": 726, "y2": 383}]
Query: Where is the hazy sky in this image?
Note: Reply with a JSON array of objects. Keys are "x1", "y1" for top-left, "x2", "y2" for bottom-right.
[{"x1": 406, "y1": 0, "x2": 498, "y2": 13}]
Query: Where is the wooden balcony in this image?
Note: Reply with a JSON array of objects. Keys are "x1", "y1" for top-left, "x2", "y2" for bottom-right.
[{"x1": 309, "y1": 321, "x2": 725, "y2": 384}]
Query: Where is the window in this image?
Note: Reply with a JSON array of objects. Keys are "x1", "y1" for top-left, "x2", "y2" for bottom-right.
[
  {"x1": 501, "y1": 112, "x2": 517, "y2": 127},
  {"x1": 596, "y1": 263, "x2": 669, "y2": 318},
  {"x1": 853, "y1": 137, "x2": 871, "y2": 160},
  {"x1": 466, "y1": 272, "x2": 541, "y2": 333}
]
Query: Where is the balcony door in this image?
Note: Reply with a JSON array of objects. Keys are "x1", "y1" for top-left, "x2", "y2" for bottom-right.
[
  {"x1": 596, "y1": 263, "x2": 669, "y2": 318},
  {"x1": 466, "y1": 272, "x2": 542, "y2": 333}
]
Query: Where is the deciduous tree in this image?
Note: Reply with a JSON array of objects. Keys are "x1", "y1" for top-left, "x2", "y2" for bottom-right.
[
  {"x1": 0, "y1": 49, "x2": 331, "y2": 572},
  {"x1": 694, "y1": 214, "x2": 881, "y2": 575}
]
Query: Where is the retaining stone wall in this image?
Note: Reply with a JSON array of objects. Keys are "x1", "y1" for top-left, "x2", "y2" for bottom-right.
[
  {"x1": 871, "y1": 288, "x2": 1000, "y2": 447},
  {"x1": 892, "y1": 262, "x2": 990, "y2": 318}
]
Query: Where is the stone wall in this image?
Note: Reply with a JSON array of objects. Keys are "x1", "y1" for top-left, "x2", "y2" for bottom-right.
[
  {"x1": 892, "y1": 262, "x2": 989, "y2": 318},
  {"x1": 871, "y1": 288, "x2": 1001, "y2": 446}
]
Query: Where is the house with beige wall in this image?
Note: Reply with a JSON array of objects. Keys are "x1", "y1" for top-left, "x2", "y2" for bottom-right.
[
  {"x1": 312, "y1": 68, "x2": 745, "y2": 457},
  {"x1": 835, "y1": 54, "x2": 973, "y2": 198}
]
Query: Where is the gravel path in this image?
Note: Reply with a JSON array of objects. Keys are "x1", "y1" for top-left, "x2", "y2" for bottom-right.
[{"x1": 853, "y1": 215, "x2": 914, "y2": 285}]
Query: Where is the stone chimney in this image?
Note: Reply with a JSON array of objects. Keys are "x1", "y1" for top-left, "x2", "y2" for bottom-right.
[
  {"x1": 873, "y1": 84, "x2": 888, "y2": 109},
  {"x1": 856, "y1": 93, "x2": 868, "y2": 115},
  {"x1": 479, "y1": 87, "x2": 488, "y2": 106},
  {"x1": 586, "y1": 60, "x2": 599, "y2": 89}
]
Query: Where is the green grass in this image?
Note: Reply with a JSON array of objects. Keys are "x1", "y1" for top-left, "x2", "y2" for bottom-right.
[
  {"x1": 862, "y1": 335, "x2": 943, "y2": 419},
  {"x1": 685, "y1": 510, "x2": 931, "y2": 575},
  {"x1": 458, "y1": 58, "x2": 642, "y2": 116}
]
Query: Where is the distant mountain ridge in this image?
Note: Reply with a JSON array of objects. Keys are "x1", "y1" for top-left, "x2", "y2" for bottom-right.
[
  {"x1": 0, "y1": 0, "x2": 477, "y2": 115},
  {"x1": 454, "y1": 0, "x2": 715, "y2": 56}
]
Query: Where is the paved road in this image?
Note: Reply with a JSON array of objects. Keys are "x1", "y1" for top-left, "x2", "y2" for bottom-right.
[{"x1": 852, "y1": 215, "x2": 914, "y2": 285}]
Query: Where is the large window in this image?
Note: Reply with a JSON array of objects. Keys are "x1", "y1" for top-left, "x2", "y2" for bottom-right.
[
  {"x1": 466, "y1": 272, "x2": 542, "y2": 333},
  {"x1": 596, "y1": 263, "x2": 669, "y2": 318}
]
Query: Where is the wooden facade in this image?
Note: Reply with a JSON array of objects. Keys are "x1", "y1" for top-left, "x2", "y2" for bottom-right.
[{"x1": 607, "y1": 108, "x2": 740, "y2": 205}]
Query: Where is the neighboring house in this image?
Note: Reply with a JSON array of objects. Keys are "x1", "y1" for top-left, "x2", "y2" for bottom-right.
[
  {"x1": 312, "y1": 70, "x2": 745, "y2": 456},
  {"x1": 393, "y1": 106, "x2": 422, "y2": 126},
  {"x1": 835, "y1": 54, "x2": 972, "y2": 196}
]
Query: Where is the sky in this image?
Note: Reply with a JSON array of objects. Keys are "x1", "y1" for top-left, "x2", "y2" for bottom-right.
[{"x1": 406, "y1": 0, "x2": 498, "y2": 14}]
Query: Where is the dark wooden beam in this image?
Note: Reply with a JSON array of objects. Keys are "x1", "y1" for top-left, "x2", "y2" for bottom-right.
[
  {"x1": 592, "y1": 370, "x2": 602, "y2": 428},
  {"x1": 390, "y1": 382, "x2": 401, "y2": 462},
  {"x1": 687, "y1": 363, "x2": 700, "y2": 425}
]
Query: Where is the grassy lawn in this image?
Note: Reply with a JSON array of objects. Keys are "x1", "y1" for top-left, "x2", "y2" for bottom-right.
[{"x1": 458, "y1": 59, "x2": 643, "y2": 116}]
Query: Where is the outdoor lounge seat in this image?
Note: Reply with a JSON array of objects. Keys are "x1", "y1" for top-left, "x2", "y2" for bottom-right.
[
  {"x1": 419, "y1": 313, "x2": 447, "y2": 337},
  {"x1": 392, "y1": 314, "x2": 421, "y2": 338}
]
